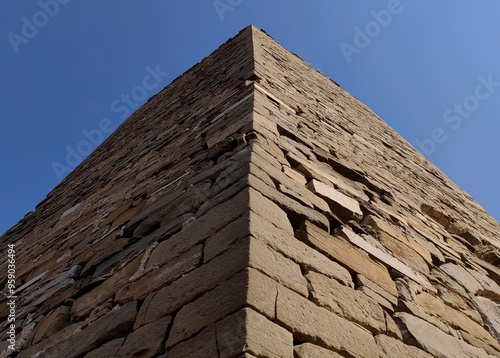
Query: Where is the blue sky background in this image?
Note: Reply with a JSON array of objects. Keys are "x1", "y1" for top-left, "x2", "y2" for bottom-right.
[{"x1": 1, "y1": 0, "x2": 499, "y2": 234}]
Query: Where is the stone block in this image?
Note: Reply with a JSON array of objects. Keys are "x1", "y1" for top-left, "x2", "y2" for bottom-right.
[
  {"x1": 306, "y1": 271, "x2": 386, "y2": 334},
  {"x1": 82, "y1": 338, "x2": 125, "y2": 358},
  {"x1": 136, "y1": 238, "x2": 249, "y2": 328},
  {"x1": 276, "y1": 283, "x2": 379, "y2": 358},
  {"x1": 307, "y1": 179, "x2": 362, "y2": 221},
  {"x1": 51, "y1": 302, "x2": 137, "y2": 358},
  {"x1": 294, "y1": 343, "x2": 343, "y2": 358},
  {"x1": 298, "y1": 220, "x2": 396, "y2": 296},
  {"x1": 395, "y1": 313, "x2": 494, "y2": 358},
  {"x1": 216, "y1": 308, "x2": 293, "y2": 358},
  {"x1": 71, "y1": 256, "x2": 141, "y2": 320},
  {"x1": 249, "y1": 211, "x2": 352, "y2": 288},
  {"x1": 147, "y1": 187, "x2": 249, "y2": 268},
  {"x1": 166, "y1": 268, "x2": 277, "y2": 348},
  {"x1": 166, "y1": 327, "x2": 218, "y2": 358},
  {"x1": 116, "y1": 316, "x2": 171, "y2": 357},
  {"x1": 375, "y1": 334, "x2": 433, "y2": 358},
  {"x1": 115, "y1": 244, "x2": 202, "y2": 304},
  {"x1": 32, "y1": 306, "x2": 70, "y2": 344}
]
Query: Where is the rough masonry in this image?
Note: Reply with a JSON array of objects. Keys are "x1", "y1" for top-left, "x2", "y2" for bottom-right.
[{"x1": 1, "y1": 25, "x2": 499, "y2": 357}]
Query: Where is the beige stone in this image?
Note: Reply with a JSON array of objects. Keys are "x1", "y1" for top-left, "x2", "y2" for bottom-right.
[
  {"x1": 474, "y1": 296, "x2": 500, "y2": 341},
  {"x1": 166, "y1": 327, "x2": 218, "y2": 358},
  {"x1": 116, "y1": 316, "x2": 171, "y2": 357},
  {"x1": 249, "y1": 236, "x2": 308, "y2": 296},
  {"x1": 337, "y1": 226, "x2": 435, "y2": 292},
  {"x1": 375, "y1": 334, "x2": 433, "y2": 358},
  {"x1": 248, "y1": 172, "x2": 330, "y2": 230},
  {"x1": 147, "y1": 187, "x2": 249, "y2": 268},
  {"x1": 166, "y1": 268, "x2": 277, "y2": 348},
  {"x1": 298, "y1": 220, "x2": 397, "y2": 296},
  {"x1": 359, "y1": 286, "x2": 395, "y2": 312},
  {"x1": 51, "y1": 302, "x2": 137, "y2": 358},
  {"x1": 399, "y1": 300, "x2": 450, "y2": 334},
  {"x1": 294, "y1": 343, "x2": 343, "y2": 358},
  {"x1": 276, "y1": 283, "x2": 379, "y2": 358},
  {"x1": 282, "y1": 165, "x2": 307, "y2": 185},
  {"x1": 249, "y1": 211, "x2": 353, "y2": 288},
  {"x1": 216, "y1": 308, "x2": 293, "y2": 358},
  {"x1": 440, "y1": 263, "x2": 484, "y2": 295},
  {"x1": 115, "y1": 244, "x2": 202, "y2": 304},
  {"x1": 71, "y1": 256, "x2": 141, "y2": 320},
  {"x1": 396, "y1": 313, "x2": 495, "y2": 358},
  {"x1": 357, "y1": 274, "x2": 398, "y2": 306},
  {"x1": 203, "y1": 214, "x2": 249, "y2": 262},
  {"x1": 466, "y1": 267, "x2": 500, "y2": 301},
  {"x1": 306, "y1": 271, "x2": 386, "y2": 334},
  {"x1": 307, "y1": 179, "x2": 363, "y2": 220},
  {"x1": 250, "y1": 149, "x2": 330, "y2": 212},
  {"x1": 416, "y1": 292, "x2": 499, "y2": 349},
  {"x1": 136, "y1": 238, "x2": 249, "y2": 328},
  {"x1": 363, "y1": 215, "x2": 433, "y2": 267}
]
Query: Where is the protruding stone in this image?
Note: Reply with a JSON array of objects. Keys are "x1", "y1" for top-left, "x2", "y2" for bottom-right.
[{"x1": 307, "y1": 179, "x2": 363, "y2": 221}]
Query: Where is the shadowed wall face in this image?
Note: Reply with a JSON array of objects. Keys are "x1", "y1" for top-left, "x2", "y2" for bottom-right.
[{"x1": 1, "y1": 26, "x2": 499, "y2": 358}]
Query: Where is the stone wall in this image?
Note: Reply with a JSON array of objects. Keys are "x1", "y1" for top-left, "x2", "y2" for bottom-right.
[{"x1": 1, "y1": 25, "x2": 499, "y2": 357}]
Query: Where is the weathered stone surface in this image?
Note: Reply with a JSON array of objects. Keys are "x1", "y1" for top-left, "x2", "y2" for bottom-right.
[
  {"x1": 251, "y1": 148, "x2": 330, "y2": 212},
  {"x1": 306, "y1": 271, "x2": 386, "y2": 334},
  {"x1": 375, "y1": 334, "x2": 433, "y2": 358},
  {"x1": 203, "y1": 214, "x2": 248, "y2": 262},
  {"x1": 216, "y1": 308, "x2": 293, "y2": 358},
  {"x1": 294, "y1": 343, "x2": 343, "y2": 358},
  {"x1": 82, "y1": 338, "x2": 125, "y2": 358},
  {"x1": 357, "y1": 274, "x2": 398, "y2": 307},
  {"x1": 71, "y1": 256, "x2": 141, "y2": 320},
  {"x1": 466, "y1": 267, "x2": 500, "y2": 301},
  {"x1": 248, "y1": 172, "x2": 330, "y2": 230},
  {"x1": 474, "y1": 296, "x2": 500, "y2": 341},
  {"x1": 359, "y1": 286, "x2": 395, "y2": 312},
  {"x1": 357, "y1": 228, "x2": 431, "y2": 278},
  {"x1": 395, "y1": 313, "x2": 495, "y2": 358},
  {"x1": 32, "y1": 306, "x2": 70, "y2": 344},
  {"x1": 276, "y1": 283, "x2": 379, "y2": 358},
  {"x1": 52, "y1": 301, "x2": 137, "y2": 358},
  {"x1": 440, "y1": 262, "x2": 484, "y2": 295},
  {"x1": 384, "y1": 311, "x2": 403, "y2": 339},
  {"x1": 249, "y1": 237, "x2": 308, "y2": 297},
  {"x1": 147, "y1": 187, "x2": 249, "y2": 268},
  {"x1": 282, "y1": 165, "x2": 307, "y2": 186},
  {"x1": 249, "y1": 211, "x2": 353, "y2": 288},
  {"x1": 399, "y1": 300, "x2": 450, "y2": 334},
  {"x1": 166, "y1": 327, "x2": 218, "y2": 358},
  {"x1": 415, "y1": 292, "x2": 499, "y2": 349},
  {"x1": 115, "y1": 244, "x2": 202, "y2": 304},
  {"x1": 337, "y1": 226, "x2": 435, "y2": 292},
  {"x1": 136, "y1": 238, "x2": 250, "y2": 328},
  {"x1": 166, "y1": 268, "x2": 277, "y2": 348},
  {"x1": 307, "y1": 179, "x2": 363, "y2": 220},
  {"x1": 298, "y1": 220, "x2": 396, "y2": 296},
  {"x1": 116, "y1": 316, "x2": 171, "y2": 357}
]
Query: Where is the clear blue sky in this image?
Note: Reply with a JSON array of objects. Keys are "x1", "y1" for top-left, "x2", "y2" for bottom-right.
[{"x1": 1, "y1": 1, "x2": 499, "y2": 234}]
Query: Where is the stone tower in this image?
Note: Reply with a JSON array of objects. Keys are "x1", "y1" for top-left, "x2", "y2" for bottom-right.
[{"x1": 1, "y1": 25, "x2": 499, "y2": 358}]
